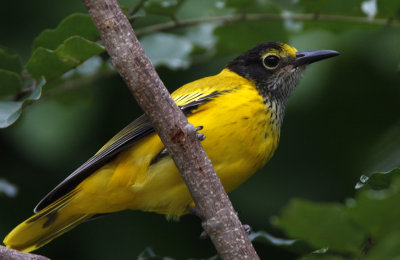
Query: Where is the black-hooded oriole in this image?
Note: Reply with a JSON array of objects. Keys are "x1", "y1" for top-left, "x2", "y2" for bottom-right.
[{"x1": 4, "y1": 42, "x2": 339, "y2": 252}]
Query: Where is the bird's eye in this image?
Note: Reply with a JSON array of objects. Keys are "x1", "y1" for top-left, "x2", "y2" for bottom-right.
[{"x1": 263, "y1": 55, "x2": 280, "y2": 69}]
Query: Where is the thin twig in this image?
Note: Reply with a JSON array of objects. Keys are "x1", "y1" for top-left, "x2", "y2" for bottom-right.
[
  {"x1": 134, "y1": 12, "x2": 399, "y2": 36},
  {"x1": 128, "y1": 0, "x2": 147, "y2": 17}
]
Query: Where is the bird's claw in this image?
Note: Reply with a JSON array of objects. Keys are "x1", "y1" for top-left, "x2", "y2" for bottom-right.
[{"x1": 195, "y1": 126, "x2": 205, "y2": 141}]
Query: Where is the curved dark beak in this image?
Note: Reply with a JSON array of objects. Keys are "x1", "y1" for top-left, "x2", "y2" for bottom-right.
[{"x1": 294, "y1": 50, "x2": 340, "y2": 67}]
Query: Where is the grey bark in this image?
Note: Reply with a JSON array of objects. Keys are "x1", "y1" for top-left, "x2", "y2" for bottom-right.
[{"x1": 0, "y1": 245, "x2": 50, "y2": 260}]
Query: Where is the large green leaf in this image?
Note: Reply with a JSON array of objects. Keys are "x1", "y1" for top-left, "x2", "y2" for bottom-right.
[
  {"x1": 275, "y1": 199, "x2": 365, "y2": 254},
  {"x1": 0, "y1": 69, "x2": 22, "y2": 97},
  {"x1": 0, "y1": 47, "x2": 23, "y2": 73},
  {"x1": 350, "y1": 174, "x2": 400, "y2": 260},
  {"x1": 33, "y1": 13, "x2": 99, "y2": 51},
  {"x1": 26, "y1": 36, "x2": 104, "y2": 80},
  {"x1": 348, "y1": 171, "x2": 400, "y2": 240},
  {"x1": 0, "y1": 77, "x2": 45, "y2": 128}
]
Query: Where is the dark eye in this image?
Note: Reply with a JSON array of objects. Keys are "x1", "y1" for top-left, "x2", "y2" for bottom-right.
[{"x1": 263, "y1": 55, "x2": 280, "y2": 69}]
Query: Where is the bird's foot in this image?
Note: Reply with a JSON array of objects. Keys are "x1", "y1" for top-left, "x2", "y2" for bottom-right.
[{"x1": 194, "y1": 126, "x2": 205, "y2": 141}]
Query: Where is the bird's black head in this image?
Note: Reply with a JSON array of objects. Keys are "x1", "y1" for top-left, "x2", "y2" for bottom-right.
[{"x1": 227, "y1": 42, "x2": 339, "y2": 103}]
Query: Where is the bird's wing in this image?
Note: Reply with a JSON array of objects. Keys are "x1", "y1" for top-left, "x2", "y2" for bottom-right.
[
  {"x1": 34, "y1": 114, "x2": 154, "y2": 212},
  {"x1": 34, "y1": 90, "x2": 230, "y2": 213}
]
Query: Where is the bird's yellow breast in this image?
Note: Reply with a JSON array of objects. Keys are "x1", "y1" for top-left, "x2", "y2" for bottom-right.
[{"x1": 76, "y1": 69, "x2": 281, "y2": 218}]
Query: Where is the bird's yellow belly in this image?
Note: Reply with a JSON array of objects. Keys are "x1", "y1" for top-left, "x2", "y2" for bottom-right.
[
  {"x1": 128, "y1": 90, "x2": 279, "y2": 217},
  {"x1": 77, "y1": 87, "x2": 280, "y2": 218}
]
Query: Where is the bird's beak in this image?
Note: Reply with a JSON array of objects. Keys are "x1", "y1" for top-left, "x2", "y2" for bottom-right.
[{"x1": 294, "y1": 50, "x2": 340, "y2": 67}]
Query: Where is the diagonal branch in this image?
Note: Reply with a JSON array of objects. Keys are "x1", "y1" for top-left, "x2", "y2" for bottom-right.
[
  {"x1": 81, "y1": 0, "x2": 259, "y2": 259},
  {"x1": 0, "y1": 245, "x2": 50, "y2": 260}
]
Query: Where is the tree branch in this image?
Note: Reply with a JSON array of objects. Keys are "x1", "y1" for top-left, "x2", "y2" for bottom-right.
[
  {"x1": 0, "y1": 245, "x2": 50, "y2": 260},
  {"x1": 81, "y1": 0, "x2": 259, "y2": 259},
  {"x1": 134, "y1": 12, "x2": 400, "y2": 36}
]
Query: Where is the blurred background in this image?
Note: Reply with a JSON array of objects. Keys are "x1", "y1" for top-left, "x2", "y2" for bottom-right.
[{"x1": 0, "y1": 0, "x2": 399, "y2": 259}]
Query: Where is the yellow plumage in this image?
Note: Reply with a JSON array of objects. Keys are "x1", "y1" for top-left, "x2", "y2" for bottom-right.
[{"x1": 3, "y1": 42, "x2": 339, "y2": 252}]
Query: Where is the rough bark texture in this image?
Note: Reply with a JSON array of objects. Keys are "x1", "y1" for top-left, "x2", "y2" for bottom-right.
[
  {"x1": 81, "y1": 0, "x2": 259, "y2": 259},
  {"x1": 0, "y1": 245, "x2": 50, "y2": 260}
]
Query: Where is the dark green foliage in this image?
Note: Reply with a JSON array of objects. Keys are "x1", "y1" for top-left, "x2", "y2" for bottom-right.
[
  {"x1": 26, "y1": 37, "x2": 104, "y2": 80},
  {"x1": 0, "y1": 78, "x2": 45, "y2": 128},
  {"x1": 32, "y1": 14, "x2": 99, "y2": 51},
  {"x1": 138, "y1": 169, "x2": 400, "y2": 259},
  {"x1": 273, "y1": 169, "x2": 400, "y2": 259},
  {"x1": 1, "y1": 0, "x2": 400, "y2": 259},
  {"x1": 0, "y1": 47, "x2": 23, "y2": 73},
  {"x1": 0, "y1": 70, "x2": 22, "y2": 97},
  {"x1": 1, "y1": 0, "x2": 399, "y2": 128}
]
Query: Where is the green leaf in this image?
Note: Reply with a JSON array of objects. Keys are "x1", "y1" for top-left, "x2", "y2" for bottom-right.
[
  {"x1": 140, "y1": 33, "x2": 193, "y2": 69},
  {"x1": 143, "y1": 0, "x2": 183, "y2": 17},
  {"x1": 26, "y1": 36, "x2": 105, "y2": 80},
  {"x1": 0, "y1": 69, "x2": 22, "y2": 97},
  {"x1": 0, "y1": 47, "x2": 23, "y2": 73},
  {"x1": 274, "y1": 199, "x2": 365, "y2": 254},
  {"x1": 355, "y1": 168, "x2": 400, "y2": 190},
  {"x1": 33, "y1": 13, "x2": 99, "y2": 51},
  {"x1": 348, "y1": 175, "x2": 400, "y2": 240},
  {"x1": 0, "y1": 77, "x2": 45, "y2": 128}
]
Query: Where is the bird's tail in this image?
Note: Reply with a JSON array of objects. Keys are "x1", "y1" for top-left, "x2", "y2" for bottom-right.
[{"x1": 3, "y1": 189, "x2": 93, "y2": 253}]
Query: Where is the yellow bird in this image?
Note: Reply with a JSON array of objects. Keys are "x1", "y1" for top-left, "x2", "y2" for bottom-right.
[{"x1": 3, "y1": 42, "x2": 339, "y2": 252}]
